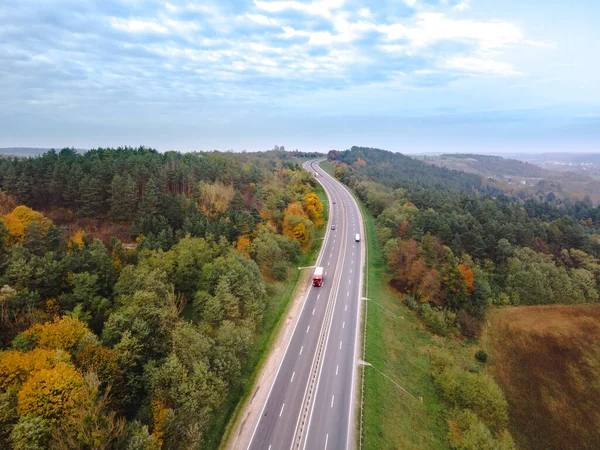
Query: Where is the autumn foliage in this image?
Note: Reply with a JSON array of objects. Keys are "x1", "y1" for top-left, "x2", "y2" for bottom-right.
[
  {"x1": 17, "y1": 362, "x2": 84, "y2": 422},
  {"x1": 23, "y1": 316, "x2": 91, "y2": 354},
  {"x1": 303, "y1": 193, "x2": 324, "y2": 226},
  {"x1": 2, "y1": 205, "x2": 52, "y2": 245}
]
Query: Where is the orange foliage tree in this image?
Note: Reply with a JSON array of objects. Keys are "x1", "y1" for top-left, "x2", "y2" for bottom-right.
[
  {"x1": 2, "y1": 205, "x2": 52, "y2": 245},
  {"x1": 17, "y1": 362, "x2": 84, "y2": 422},
  {"x1": 235, "y1": 235, "x2": 252, "y2": 258},
  {"x1": 77, "y1": 344, "x2": 126, "y2": 400},
  {"x1": 458, "y1": 264, "x2": 475, "y2": 295}
]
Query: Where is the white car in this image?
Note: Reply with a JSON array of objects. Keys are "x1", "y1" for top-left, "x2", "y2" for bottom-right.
[{"x1": 355, "y1": 234, "x2": 360, "y2": 242}]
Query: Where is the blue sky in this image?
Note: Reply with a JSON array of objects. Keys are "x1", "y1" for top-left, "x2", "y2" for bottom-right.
[{"x1": 1, "y1": 0, "x2": 599, "y2": 153}]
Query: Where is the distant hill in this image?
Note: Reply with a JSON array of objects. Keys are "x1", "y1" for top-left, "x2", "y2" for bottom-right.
[
  {"x1": 0, "y1": 147, "x2": 86, "y2": 157},
  {"x1": 415, "y1": 153, "x2": 550, "y2": 178}
]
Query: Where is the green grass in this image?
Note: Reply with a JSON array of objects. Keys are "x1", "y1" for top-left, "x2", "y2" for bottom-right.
[{"x1": 208, "y1": 181, "x2": 329, "y2": 449}]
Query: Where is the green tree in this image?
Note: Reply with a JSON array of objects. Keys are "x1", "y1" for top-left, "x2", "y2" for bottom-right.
[{"x1": 109, "y1": 173, "x2": 138, "y2": 222}]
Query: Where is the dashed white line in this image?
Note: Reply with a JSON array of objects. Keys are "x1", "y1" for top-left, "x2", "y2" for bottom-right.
[
  {"x1": 291, "y1": 371, "x2": 295, "y2": 383},
  {"x1": 306, "y1": 325, "x2": 310, "y2": 333},
  {"x1": 269, "y1": 446, "x2": 272, "y2": 450},
  {"x1": 312, "y1": 308, "x2": 315, "y2": 315},
  {"x1": 345, "y1": 304, "x2": 348, "y2": 311},
  {"x1": 350, "y1": 269, "x2": 352, "y2": 274},
  {"x1": 279, "y1": 403, "x2": 285, "y2": 417},
  {"x1": 299, "y1": 346, "x2": 303, "y2": 355},
  {"x1": 347, "y1": 291, "x2": 350, "y2": 297},
  {"x1": 331, "y1": 395, "x2": 335, "y2": 408},
  {"x1": 339, "y1": 341, "x2": 343, "y2": 350},
  {"x1": 336, "y1": 365, "x2": 339, "y2": 375},
  {"x1": 317, "y1": 294, "x2": 320, "y2": 300},
  {"x1": 343, "y1": 321, "x2": 345, "y2": 329},
  {"x1": 328, "y1": 262, "x2": 330, "y2": 266},
  {"x1": 324, "y1": 434, "x2": 329, "y2": 450}
]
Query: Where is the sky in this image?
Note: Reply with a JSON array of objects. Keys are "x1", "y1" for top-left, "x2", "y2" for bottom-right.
[{"x1": 1, "y1": 0, "x2": 599, "y2": 154}]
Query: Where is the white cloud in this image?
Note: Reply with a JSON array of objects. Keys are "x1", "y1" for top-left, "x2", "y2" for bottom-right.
[
  {"x1": 245, "y1": 14, "x2": 281, "y2": 26},
  {"x1": 110, "y1": 18, "x2": 168, "y2": 34},
  {"x1": 254, "y1": 0, "x2": 345, "y2": 18},
  {"x1": 378, "y1": 13, "x2": 523, "y2": 50},
  {"x1": 444, "y1": 56, "x2": 519, "y2": 75},
  {"x1": 454, "y1": 2, "x2": 470, "y2": 12}
]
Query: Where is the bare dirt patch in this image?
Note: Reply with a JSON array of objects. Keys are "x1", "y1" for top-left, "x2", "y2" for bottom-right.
[{"x1": 485, "y1": 305, "x2": 600, "y2": 450}]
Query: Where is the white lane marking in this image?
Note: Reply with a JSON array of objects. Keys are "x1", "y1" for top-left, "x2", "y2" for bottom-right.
[
  {"x1": 349, "y1": 280, "x2": 351, "y2": 284},
  {"x1": 330, "y1": 252, "x2": 332, "y2": 257},
  {"x1": 324, "y1": 434, "x2": 329, "y2": 450},
  {"x1": 351, "y1": 260, "x2": 353, "y2": 264},
  {"x1": 306, "y1": 325, "x2": 310, "y2": 333},
  {"x1": 269, "y1": 446, "x2": 272, "y2": 450},
  {"x1": 291, "y1": 371, "x2": 295, "y2": 383},
  {"x1": 350, "y1": 269, "x2": 352, "y2": 274},
  {"x1": 339, "y1": 341, "x2": 343, "y2": 350},
  {"x1": 328, "y1": 261, "x2": 330, "y2": 266},
  {"x1": 345, "y1": 304, "x2": 348, "y2": 311},
  {"x1": 331, "y1": 395, "x2": 335, "y2": 408},
  {"x1": 325, "y1": 271, "x2": 327, "y2": 275},
  {"x1": 279, "y1": 403, "x2": 285, "y2": 417},
  {"x1": 299, "y1": 346, "x2": 303, "y2": 355},
  {"x1": 347, "y1": 291, "x2": 350, "y2": 297},
  {"x1": 312, "y1": 308, "x2": 315, "y2": 315},
  {"x1": 317, "y1": 294, "x2": 320, "y2": 300},
  {"x1": 343, "y1": 321, "x2": 345, "y2": 329}
]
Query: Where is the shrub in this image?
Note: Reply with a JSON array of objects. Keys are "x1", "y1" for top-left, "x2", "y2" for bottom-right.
[
  {"x1": 421, "y1": 304, "x2": 458, "y2": 337},
  {"x1": 432, "y1": 364, "x2": 509, "y2": 430},
  {"x1": 458, "y1": 311, "x2": 483, "y2": 339},
  {"x1": 447, "y1": 408, "x2": 515, "y2": 450},
  {"x1": 475, "y1": 350, "x2": 488, "y2": 363},
  {"x1": 402, "y1": 294, "x2": 421, "y2": 312}
]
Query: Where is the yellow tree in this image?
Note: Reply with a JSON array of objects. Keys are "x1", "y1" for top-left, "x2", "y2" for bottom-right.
[
  {"x1": 303, "y1": 193, "x2": 324, "y2": 226},
  {"x1": 0, "y1": 348, "x2": 66, "y2": 391},
  {"x1": 17, "y1": 362, "x2": 84, "y2": 422},
  {"x1": 2, "y1": 205, "x2": 52, "y2": 245},
  {"x1": 24, "y1": 316, "x2": 91, "y2": 354}
]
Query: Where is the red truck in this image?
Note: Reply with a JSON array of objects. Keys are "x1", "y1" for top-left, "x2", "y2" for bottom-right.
[{"x1": 313, "y1": 266, "x2": 324, "y2": 287}]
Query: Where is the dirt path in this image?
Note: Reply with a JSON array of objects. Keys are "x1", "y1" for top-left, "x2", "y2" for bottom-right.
[{"x1": 224, "y1": 269, "x2": 313, "y2": 449}]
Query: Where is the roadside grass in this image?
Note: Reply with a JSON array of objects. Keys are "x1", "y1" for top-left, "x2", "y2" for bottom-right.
[
  {"x1": 320, "y1": 159, "x2": 482, "y2": 450},
  {"x1": 208, "y1": 178, "x2": 329, "y2": 449}
]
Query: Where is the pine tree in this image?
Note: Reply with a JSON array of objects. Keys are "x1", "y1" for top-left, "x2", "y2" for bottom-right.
[
  {"x1": 78, "y1": 175, "x2": 104, "y2": 218},
  {"x1": 109, "y1": 174, "x2": 138, "y2": 222}
]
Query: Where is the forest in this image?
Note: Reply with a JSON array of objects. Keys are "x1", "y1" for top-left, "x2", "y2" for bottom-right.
[
  {"x1": 328, "y1": 146, "x2": 600, "y2": 449},
  {"x1": 0, "y1": 147, "x2": 324, "y2": 449}
]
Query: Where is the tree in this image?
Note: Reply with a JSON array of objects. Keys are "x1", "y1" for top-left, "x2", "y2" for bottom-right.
[
  {"x1": 79, "y1": 175, "x2": 104, "y2": 218},
  {"x1": 53, "y1": 373, "x2": 125, "y2": 450},
  {"x1": 9, "y1": 415, "x2": 52, "y2": 450},
  {"x1": 2, "y1": 205, "x2": 52, "y2": 245},
  {"x1": 17, "y1": 362, "x2": 84, "y2": 422},
  {"x1": 303, "y1": 193, "x2": 324, "y2": 225},
  {"x1": 24, "y1": 316, "x2": 92, "y2": 354},
  {"x1": 109, "y1": 173, "x2": 138, "y2": 222}
]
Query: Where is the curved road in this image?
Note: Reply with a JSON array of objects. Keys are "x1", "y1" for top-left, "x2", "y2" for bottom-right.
[{"x1": 247, "y1": 160, "x2": 365, "y2": 450}]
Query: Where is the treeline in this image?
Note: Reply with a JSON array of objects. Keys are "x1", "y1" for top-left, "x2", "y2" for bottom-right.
[
  {"x1": 329, "y1": 147, "x2": 600, "y2": 337},
  {"x1": 0, "y1": 148, "x2": 324, "y2": 449}
]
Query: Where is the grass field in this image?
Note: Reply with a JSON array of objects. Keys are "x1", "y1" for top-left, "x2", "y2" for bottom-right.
[
  {"x1": 484, "y1": 305, "x2": 600, "y2": 450},
  {"x1": 207, "y1": 181, "x2": 329, "y2": 450}
]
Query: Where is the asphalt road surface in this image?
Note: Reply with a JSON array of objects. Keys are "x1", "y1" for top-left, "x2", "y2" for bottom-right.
[{"x1": 247, "y1": 160, "x2": 365, "y2": 450}]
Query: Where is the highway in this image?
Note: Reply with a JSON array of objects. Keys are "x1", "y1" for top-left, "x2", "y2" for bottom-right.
[{"x1": 247, "y1": 160, "x2": 365, "y2": 450}]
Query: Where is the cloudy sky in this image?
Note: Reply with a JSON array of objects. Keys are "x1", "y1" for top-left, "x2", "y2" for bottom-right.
[{"x1": 1, "y1": 0, "x2": 598, "y2": 153}]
